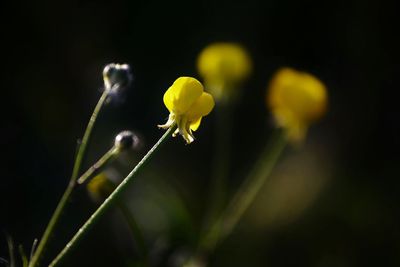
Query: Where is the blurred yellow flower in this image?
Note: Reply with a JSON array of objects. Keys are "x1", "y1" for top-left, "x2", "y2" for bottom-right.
[
  {"x1": 267, "y1": 67, "x2": 328, "y2": 142},
  {"x1": 87, "y1": 173, "x2": 116, "y2": 201},
  {"x1": 159, "y1": 77, "x2": 215, "y2": 144},
  {"x1": 197, "y1": 42, "x2": 252, "y2": 101}
]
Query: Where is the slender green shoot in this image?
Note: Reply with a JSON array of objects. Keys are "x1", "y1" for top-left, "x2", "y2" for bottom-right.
[
  {"x1": 77, "y1": 146, "x2": 119, "y2": 184},
  {"x1": 18, "y1": 245, "x2": 28, "y2": 267},
  {"x1": 201, "y1": 129, "x2": 287, "y2": 252},
  {"x1": 205, "y1": 101, "x2": 234, "y2": 226},
  {"x1": 29, "y1": 89, "x2": 109, "y2": 267},
  {"x1": 6, "y1": 235, "x2": 15, "y2": 267},
  {"x1": 48, "y1": 126, "x2": 175, "y2": 267}
]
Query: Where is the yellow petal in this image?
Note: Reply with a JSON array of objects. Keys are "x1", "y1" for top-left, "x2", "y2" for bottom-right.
[
  {"x1": 267, "y1": 67, "x2": 327, "y2": 143},
  {"x1": 186, "y1": 92, "x2": 215, "y2": 121},
  {"x1": 87, "y1": 173, "x2": 116, "y2": 201},
  {"x1": 197, "y1": 43, "x2": 252, "y2": 83},
  {"x1": 190, "y1": 117, "x2": 202, "y2": 131},
  {"x1": 163, "y1": 86, "x2": 174, "y2": 113},
  {"x1": 268, "y1": 68, "x2": 327, "y2": 125},
  {"x1": 163, "y1": 77, "x2": 204, "y2": 115}
]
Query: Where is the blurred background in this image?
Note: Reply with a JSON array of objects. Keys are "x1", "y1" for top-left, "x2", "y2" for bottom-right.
[{"x1": 1, "y1": 0, "x2": 399, "y2": 266}]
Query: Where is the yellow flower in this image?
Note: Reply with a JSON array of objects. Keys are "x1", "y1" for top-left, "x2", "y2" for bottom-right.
[
  {"x1": 197, "y1": 42, "x2": 252, "y2": 101},
  {"x1": 87, "y1": 172, "x2": 116, "y2": 202},
  {"x1": 267, "y1": 67, "x2": 328, "y2": 142},
  {"x1": 158, "y1": 77, "x2": 215, "y2": 144}
]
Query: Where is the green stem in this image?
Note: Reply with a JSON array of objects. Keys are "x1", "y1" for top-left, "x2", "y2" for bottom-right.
[
  {"x1": 49, "y1": 126, "x2": 175, "y2": 267},
  {"x1": 29, "y1": 239, "x2": 38, "y2": 262},
  {"x1": 206, "y1": 102, "x2": 234, "y2": 223},
  {"x1": 18, "y1": 245, "x2": 28, "y2": 267},
  {"x1": 6, "y1": 235, "x2": 15, "y2": 267},
  {"x1": 201, "y1": 129, "x2": 287, "y2": 252},
  {"x1": 29, "y1": 90, "x2": 109, "y2": 267},
  {"x1": 117, "y1": 202, "x2": 149, "y2": 265},
  {"x1": 77, "y1": 146, "x2": 119, "y2": 184}
]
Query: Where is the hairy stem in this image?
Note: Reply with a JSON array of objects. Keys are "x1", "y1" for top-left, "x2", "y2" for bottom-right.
[
  {"x1": 29, "y1": 90, "x2": 109, "y2": 267},
  {"x1": 77, "y1": 146, "x2": 119, "y2": 185},
  {"x1": 49, "y1": 126, "x2": 175, "y2": 267}
]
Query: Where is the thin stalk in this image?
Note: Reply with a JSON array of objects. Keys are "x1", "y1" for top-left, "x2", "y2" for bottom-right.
[
  {"x1": 29, "y1": 239, "x2": 38, "y2": 262},
  {"x1": 205, "y1": 101, "x2": 234, "y2": 225},
  {"x1": 18, "y1": 245, "x2": 28, "y2": 267},
  {"x1": 117, "y1": 201, "x2": 149, "y2": 265},
  {"x1": 201, "y1": 129, "x2": 287, "y2": 252},
  {"x1": 6, "y1": 235, "x2": 15, "y2": 267},
  {"x1": 49, "y1": 126, "x2": 175, "y2": 267},
  {"x1": 77, "y1": 146, "x2": 119, "y2": 184},
  {"x1": 29, "y1": 90, "x2": 109, "y2": 267}
]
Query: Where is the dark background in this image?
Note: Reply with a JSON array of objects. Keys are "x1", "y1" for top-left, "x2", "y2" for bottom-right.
[{"x1": 1, "y1": 0, "x2": 399, "y2": 266}]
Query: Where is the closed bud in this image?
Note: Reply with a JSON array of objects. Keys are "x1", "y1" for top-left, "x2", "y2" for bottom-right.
[
  {"x1": 114, "y1": 130, "x2": 140, "y2": 151},
  {"x1": 103, "y1": 63, "x2": 133, "y2": 93}
]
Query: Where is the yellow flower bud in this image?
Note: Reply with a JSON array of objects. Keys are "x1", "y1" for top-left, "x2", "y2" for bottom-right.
[
  {"x1": 159, "y1": 77, "x2": 215, "y2": 144},
  {"x1": 267, "y1": 67, "x2": 328, "y2": 142},
  {"x1": 197, "y1": 42, "x2": 252, "y2": 101}
]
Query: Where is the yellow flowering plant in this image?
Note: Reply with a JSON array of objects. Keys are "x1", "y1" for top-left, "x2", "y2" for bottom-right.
[
  {"x1": 196, "y1": 43, "x2": 252, "y2": 224},
  {"x1": 46, "y1": 75, "x2": 209, "y2": 266},
  {"x1": 158, "y1": 76, "x2": 215, "y2": 144},
  {"x1": 197, "y1": 42, "x2": 252, "y2": 101},
  {"x1": 267, "y1": 67, "x2": 328, "y2": 142},
  {"x1": 195, "y1": 67, "x2": 328, "y2": 261},
  {"x1": 19, "y1": 50, "x2": 329, "y2": 267}
]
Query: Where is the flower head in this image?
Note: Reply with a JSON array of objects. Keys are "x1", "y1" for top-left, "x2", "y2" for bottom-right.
[
  {"x1": 267, "y1": 67, "x2": 328, "y2": 142},
  {"x1": 114, "y1": 130, "x2": 140, "y2": 151},
  {"x1": 87, "y1": 172, "x2": 117, "y2": 202},
  {"x1": 197, "y1": 42, "x2": 252, "y2": 101},
  {"x1": 158, "y1": 77, "x2": 215, "y2": 144},
  {"x1": 103, "y1": 63, "x2": 133, "y2": 94}
]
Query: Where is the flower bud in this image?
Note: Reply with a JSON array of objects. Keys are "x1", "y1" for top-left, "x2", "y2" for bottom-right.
[
  {"x1": 114, "y1": 130, "x2": 140, "y2": 151},
  {"x1": 103, "y1": 63, "x2": 133, "y2": 93}
]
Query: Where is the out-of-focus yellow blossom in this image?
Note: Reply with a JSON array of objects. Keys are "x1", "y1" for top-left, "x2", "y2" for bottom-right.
[
  {"x1": 87, "y1": 173, "x2": 116, "y2": 201},
  {"x1": 267, "y1": 67, "x2": 328, "y2": 142},
  {"x1": 197, "y1": 42, "x2": 252, "y2": 101},
  {"x1": 158, "y1": 77, "x2": 215, "y2": 144}
]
